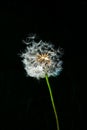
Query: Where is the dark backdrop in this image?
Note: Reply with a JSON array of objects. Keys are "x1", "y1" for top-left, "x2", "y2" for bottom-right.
[{"x1": 0, "y1": 1, "x2": 86, "y2": 130}]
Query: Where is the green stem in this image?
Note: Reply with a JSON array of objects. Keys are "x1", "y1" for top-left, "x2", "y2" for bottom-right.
[{"x1": 45, "y1": 74, "x2": 60, "y2": 130}]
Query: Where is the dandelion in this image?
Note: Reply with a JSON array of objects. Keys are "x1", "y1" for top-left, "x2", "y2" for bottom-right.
[{"x1": 21, "y1": 34, "x2": 63, "y2": 130}]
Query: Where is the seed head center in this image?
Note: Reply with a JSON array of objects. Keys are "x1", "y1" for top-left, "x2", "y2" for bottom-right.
[{"x1": 36, "y1": 53, "x2": 51, "y2": 64}]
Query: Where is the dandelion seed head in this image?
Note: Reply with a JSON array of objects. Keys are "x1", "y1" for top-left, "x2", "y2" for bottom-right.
[{"x1": 21, "y1": 35, "x2": 63, "y2": 79}]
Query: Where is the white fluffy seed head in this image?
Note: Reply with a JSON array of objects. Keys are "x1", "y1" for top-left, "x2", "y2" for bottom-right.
[{"x1": 21, "y1": 35, "x2": 63, "y2": 79}]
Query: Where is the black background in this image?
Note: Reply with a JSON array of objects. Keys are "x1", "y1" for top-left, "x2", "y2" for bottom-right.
[{"x1": 0, "y1": 1, "x2": 87, "y2": 130}]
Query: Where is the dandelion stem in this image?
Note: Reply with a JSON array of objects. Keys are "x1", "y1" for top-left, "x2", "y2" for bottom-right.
[{"x1": 45, "y1": 74, "x2": 60, "y2": 130}]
